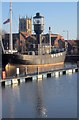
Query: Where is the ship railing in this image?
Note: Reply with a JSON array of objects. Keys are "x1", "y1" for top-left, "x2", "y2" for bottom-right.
[{"x1": 4, "y1": 50, "x2": 18, "y2": 54}]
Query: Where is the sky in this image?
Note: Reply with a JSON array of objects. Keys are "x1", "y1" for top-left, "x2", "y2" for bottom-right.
[
  {"x1": 1, "y1": 1, "x2": 77, "y2": 40},
  {"x1": 77, "y1": 1, "x2": 79, "y2": 39}
]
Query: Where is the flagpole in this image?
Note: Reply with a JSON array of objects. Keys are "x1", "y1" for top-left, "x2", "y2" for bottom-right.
[{"x1": 10, "y1": 0, "x2": 13, "y2": 53}]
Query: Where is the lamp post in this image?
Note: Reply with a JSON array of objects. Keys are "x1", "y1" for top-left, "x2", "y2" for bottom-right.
[{"x1": 63, "y1": 30, "x2": 69, "y2": 40}]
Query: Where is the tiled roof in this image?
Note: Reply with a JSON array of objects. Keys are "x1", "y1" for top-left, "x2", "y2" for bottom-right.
[{"x1": 65, "y1": 40, "x2": 77, "y2": 46}]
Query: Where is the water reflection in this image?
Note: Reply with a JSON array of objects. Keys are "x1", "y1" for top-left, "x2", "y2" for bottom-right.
[
  {"x1": 10, "y1": 85, "x2": 20, "y2": 118},
  {"x1": 2, "y1": 84, "x2": 21, "y2": 118},
  {"x1": 35, "y1": 80, "x2": 47, "y2": 118},
  {"x1": 0, "y1": 87, "x2": 2, "y2": 120},
  {"x1": 2, "y1": 63, "x2": 77, "y2": 118}
]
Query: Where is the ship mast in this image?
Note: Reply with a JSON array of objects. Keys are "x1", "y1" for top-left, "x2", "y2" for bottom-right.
[
  {"x1": 9, "y1": 0, "x2": 13, "y2": 53},
  {"x1": 49, "y1": 27, "x2": 51, "y2": 53}
]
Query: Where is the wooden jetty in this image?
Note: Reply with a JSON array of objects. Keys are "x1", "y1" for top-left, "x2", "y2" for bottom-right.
[{"x1": 0, "y1": 66, "x2": 79, "y2": 87}]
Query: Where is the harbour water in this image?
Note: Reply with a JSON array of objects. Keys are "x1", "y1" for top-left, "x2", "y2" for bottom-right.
[{"x1": 1, "y1": 63, "x2": 78, "y2": 118}]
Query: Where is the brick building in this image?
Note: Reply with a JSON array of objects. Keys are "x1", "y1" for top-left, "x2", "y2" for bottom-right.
[{"x1": 65, "y1": 40, "x2": 78, "y2": 55}]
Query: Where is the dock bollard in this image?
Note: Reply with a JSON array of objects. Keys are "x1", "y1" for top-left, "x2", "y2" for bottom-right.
[{"x1": 2, "y1": 71, "x2": 6, "y2": 79}]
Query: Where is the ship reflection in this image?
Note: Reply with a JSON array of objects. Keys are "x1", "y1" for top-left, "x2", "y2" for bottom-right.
[{"x1": 35, "y1": 80, "x2": 47, "y2": 118}]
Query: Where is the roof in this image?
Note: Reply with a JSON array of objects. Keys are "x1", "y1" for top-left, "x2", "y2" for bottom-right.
[{"x1": 65, "y1": 40, "x2": 77, "y2": 46}]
